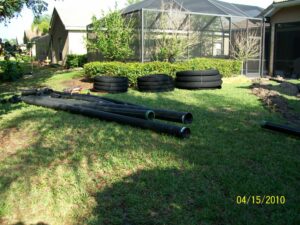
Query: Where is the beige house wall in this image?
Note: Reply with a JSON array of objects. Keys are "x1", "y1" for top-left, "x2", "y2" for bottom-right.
[
  {"x1": 49, "y1": 15, "x2": 88, "y2": 65},
  {"x1": 68, "y1": 31, "x2": 87, "y2": 55},
  {"x1": 271, "y1": 6, "x2": 300, "y2": 24},
  {"x1": 31, "y1": 44, "x2": 37, "y2": 58}
]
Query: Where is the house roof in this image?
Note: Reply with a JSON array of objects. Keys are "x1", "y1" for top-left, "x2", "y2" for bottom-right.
[
  {"x1": 24, "y1": 27, "x2": 42, "y2": 41},
  {"x1": 122, "y1": 0, "x2": 264, "y2": 18},
  {"x1": 33, "y1": 34, "x2": 50, "y2": 44},
  {"x1": 259, "y1": 0, "x2": 300, "y2": 17},
  {"x1": 50, "y1": 3, "x2": 102, "y2": 31}
]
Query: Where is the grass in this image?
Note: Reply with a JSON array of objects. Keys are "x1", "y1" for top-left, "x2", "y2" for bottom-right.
[
  {"x1": 0, "y1": 71, "x2": 299, "y2": 225},
  {"x1": 289, "y1": 79, "x2": 300, "y2": 85}
]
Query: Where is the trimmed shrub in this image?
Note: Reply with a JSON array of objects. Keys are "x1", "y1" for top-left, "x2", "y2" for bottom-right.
[
  {"x1": 84, "y1": 58, "x2": 242, "y2": 85},
  {"x1": 66, "y1": 54, "x2": 87, "y2": 68},
  {"x1": 18, "y1": 55, "x2": 32, "y2": 63},
  {"x1": 0, "y1": 60, "x2": 23, "y2": 81}
]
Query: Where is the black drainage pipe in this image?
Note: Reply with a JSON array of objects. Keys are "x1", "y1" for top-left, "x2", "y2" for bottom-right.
[
  {"x1": 21, "y1": 96, "x2": 190, "y2": 138},
  {"x1": 99, "y1": 96, "x2": 137, "y2": 106},
  {"x1": 48, "y1": 97, "x2": 155, "y2": 120},
  {"x1": 152, "y1": 109, "x2": 193, "y2": 124},
  {"x1": 94, "y1": 102, "x2": 193, "y2": 124},
  {"x1": 261, "y1": 121, "x2": 300, "y2": 137},
  {"x1": 75, "y1": 104, "x2": 155, "y2": 120},
  {"x1": 21, "y1": 89, "x2": 38, "y2": 96},
  {"x1": 53, "y1": 92, "x2": 193, "y2": 124},
  {"x1": 87, "y1": 96, "x2": 193, "y2": 124},
  {"x1": 51, "y1": 92, "x2": 112, "y2": 104}
]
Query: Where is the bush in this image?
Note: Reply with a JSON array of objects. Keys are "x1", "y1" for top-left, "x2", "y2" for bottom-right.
[
  {"x1": 66, "y1": 54, "x2": 87, "y2": 68},
  {"x1": 0, "y1": 61, "x2": 4, "y2": 74},
  {"x1": 84, "y1": 58, "x2": 242, "y2": 85},
  {"x1": 18, "y1": 55, "x2": 32, "y2": 63},
  {"x1": 0, "y1": 60, "x2": 23, "y2": 81},
  {"x1": 87, "y1": 10, "x2": 134, "y2": 61}
]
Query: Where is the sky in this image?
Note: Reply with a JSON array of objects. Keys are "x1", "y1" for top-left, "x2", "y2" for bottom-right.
[{"x1": 0, "y1": 0, "x2": 273, "y2": 43}]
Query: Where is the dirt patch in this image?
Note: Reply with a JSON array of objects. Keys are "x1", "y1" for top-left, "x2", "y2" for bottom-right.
[
  {"x1": 251, "y1": 80, "x2": 300, "y2": 125},
  {"x1": 0, "y1": 127, "x2": 35, "y2": 161},
  {"x1": 62, "y1": 78, "x2": 93, "y2": 91}
]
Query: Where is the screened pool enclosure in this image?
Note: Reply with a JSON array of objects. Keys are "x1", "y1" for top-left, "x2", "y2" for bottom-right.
[{"x1": 88, "y1": 0, "x2": 264, "y2": 76}]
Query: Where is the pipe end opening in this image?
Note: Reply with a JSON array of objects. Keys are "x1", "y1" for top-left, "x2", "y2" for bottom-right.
[
  {"x1": 182, "y1": 113, "x2": 193, "y2": 124},
  {"x1": 180, "y1": 127, "x2": 191, "y2": 138},
  {"x1": 146, "y1": 110, "x2": 155, "y2": 120}
]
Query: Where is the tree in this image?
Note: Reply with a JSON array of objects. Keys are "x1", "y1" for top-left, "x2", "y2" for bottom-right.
[
  {"x1": 23, "y1": 31, "x2": 29, "y2": 44},
  {"x1": 0, "y1": 39, "x2": 20, "y2": 59},
  {"x1": 0, "y1": 38, "x2": 3, "y2": 56},
  {"x1": 87, "y1": 10, "x2": 134, "y2": 61},
  {"x1": 126, "y1": 0, "x2": 141, "y2": 6},
  {"x1": 230, "y1": 29, "x2": 260, "y2": 73},
  {"x1": 149, "y1": 1, "x2": 198, "y2": 62},
  {"x1": 0, "y1": 0, "x2": 48, "y2": 23},
  {"x1": 31, "y1": 14, "x2": 50, "y2": 35}
]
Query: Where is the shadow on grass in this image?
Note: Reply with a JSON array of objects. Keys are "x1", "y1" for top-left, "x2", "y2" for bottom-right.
[
  {"x1": 0, "y1": 67, "x2": 63, "y2": 93},
  {"x1": 13, "y1": 222, "x2": 48, "y2": 225},
  {"x1": 82, "y1": 168, "x2": 298, "y2": 225},
  {"x1": 0, "y1": 90, "x2": 299, "y2": 224},
  {"x1": 0, "y1": 102, "x2": 27, "y2": 117}
]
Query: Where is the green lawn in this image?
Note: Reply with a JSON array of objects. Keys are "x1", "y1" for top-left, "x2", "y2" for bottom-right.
[{"x1": 0, "y1": 71, "x2": 299, "y2": 225}]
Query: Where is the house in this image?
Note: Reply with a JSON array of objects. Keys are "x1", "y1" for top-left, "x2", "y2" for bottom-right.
[
  {"x1": 43, "y1": 4, "x2": 101, "y2": 65},
  {"x1": 88, "y1": 0, "x2": 264, "y2": 76},
  {"x1": 23, "y1": 27, "x2": 43, "y2": 44},
  {"x1": 23, "y1": 27, "x2": 43, "y2": 58},
  {"x1": 35, "y1": 34, "x2": 50, "y2": 61},
  {"x1": 261, "y1": 0, "x2": 300, "y2": 77}
]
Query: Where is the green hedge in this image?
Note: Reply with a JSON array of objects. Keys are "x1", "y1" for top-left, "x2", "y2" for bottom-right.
[
  {"x1": 66, "y1": 54, "x2": 87, "y2": 68},
  {"x1": 84, "y1": 58, "x2": 242, "y2": 85},
  {"x1": 0, "y1": 60, "x2": 23, "y2": 81}
]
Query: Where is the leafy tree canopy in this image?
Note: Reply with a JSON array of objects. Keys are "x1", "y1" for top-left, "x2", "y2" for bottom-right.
[
  {"x1": 0, "y1": 0, "x2": 48, "y2": 23},
  {"x1": 31, "y1": 14, "x2": 50, "y2": 35},
  {"x1": 126, "y1": 0, "x2": 141, "y2": 6},
  {"x1": 87, "y1": 10, "x2": 135, "y2": 61}
]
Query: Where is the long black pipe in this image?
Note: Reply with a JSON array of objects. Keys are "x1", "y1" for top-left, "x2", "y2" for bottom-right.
[
  {"x1": 51, "y1": 92, "x2": 112, "y2": 104},
  {"x1": 22, "y1": 88, "x2": 53, "y2": 96},
  {"x1": 88, "y1": 96, "x2": 193, "y2": 124},
  {"x1": 21, "y1": 96, "x2": 190, "y2": 138},
  {"x1": 48, "y1": 96, "x2": 155, "y2": 120},
  {"x1": 261, "y1": 121, "x2": 300, "y2": 137},
  {"x1": 75, "y1": 104, "x2": 155, "y2": 120},
  {"x1": 99, "y1": 96, "x2": 137, "y2": 106},
  {"x1": 21, "y1": 89, "x2": 38, "y2": 96},
  {"x1": 52, "y1": 92, "x2": 193, "y2": 124},
  {"x1": 91, "y1": 102, "x2": 193, "y2": 124},
  {"x1": 93, "y1": 102, "x2": 193, "y2": 124}
]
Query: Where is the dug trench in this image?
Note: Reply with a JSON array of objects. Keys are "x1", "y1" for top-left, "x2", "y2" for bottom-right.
[{"x1": 251, "y1": 79, "x2": 300, "y2": 126}]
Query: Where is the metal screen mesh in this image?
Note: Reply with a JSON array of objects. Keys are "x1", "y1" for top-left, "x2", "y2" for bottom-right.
[
  {"x1": 137, "y1": 9, "x2": 263, "y2": 75},
  {"x1": 87, "y1": 0, "x2": 264, "y2": 76}
]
